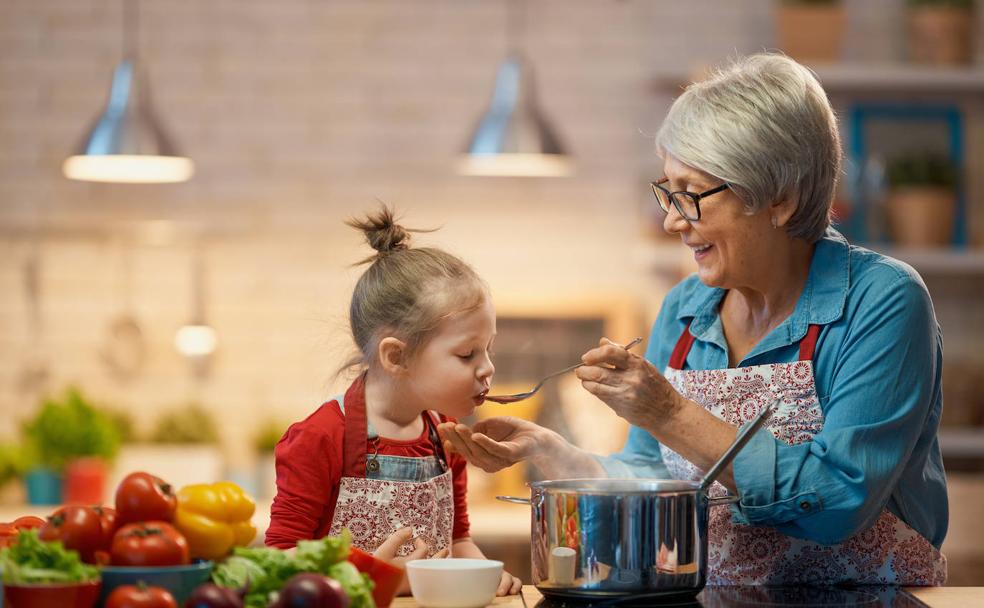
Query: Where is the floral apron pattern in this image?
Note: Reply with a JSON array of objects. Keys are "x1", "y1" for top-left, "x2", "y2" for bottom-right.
[
  {"x1": 327, "y1": 391, "x2": 453, "y2": 557},
  {"x1": 659, "y1": 323, "x2": 946, "y2": 586}
]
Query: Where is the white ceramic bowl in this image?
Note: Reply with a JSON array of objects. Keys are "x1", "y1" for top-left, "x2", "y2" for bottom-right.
[{"x1": 406, "y1": 558, "x2": 503, "y2": 608}]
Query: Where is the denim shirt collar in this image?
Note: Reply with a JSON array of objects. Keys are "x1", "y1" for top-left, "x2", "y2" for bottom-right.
[{"x1": 676, "y1": 228, "x2": 851, "y2": 358}]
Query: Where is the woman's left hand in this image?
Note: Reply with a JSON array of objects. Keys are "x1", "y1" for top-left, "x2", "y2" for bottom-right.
[
  {"x1": 574, "y1": 337, "x2": 683, "y2": 431},
  {"x1": 497, "y1": 570, "x2": 523, "y2": 596}
]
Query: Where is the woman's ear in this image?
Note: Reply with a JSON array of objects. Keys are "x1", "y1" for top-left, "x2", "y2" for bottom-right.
[
  {"x1": 378, "y1": 337, "x2": 408, "y2": 374},
  {"x1": 771, "y1": 196, "x2": 798, "y2": 229}
]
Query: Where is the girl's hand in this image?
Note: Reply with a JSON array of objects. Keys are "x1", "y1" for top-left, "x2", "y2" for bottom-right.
[
  {"x1": 373, "y1": 528, "x2": 450, "y2": 596},
  {"x1": 437, "y1": 417, "x2": 548, "y2": 473},
  {"x1": 497, "y1": 570, "x2": 523, "y2": 596},
  {"x1": 575, "y1": 337, "x2": 683, "y2": 431}
]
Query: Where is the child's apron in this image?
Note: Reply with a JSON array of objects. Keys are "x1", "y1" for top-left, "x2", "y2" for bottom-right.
[{"x1": 327, "y1": 391, "x2": 453, "y2": 557}]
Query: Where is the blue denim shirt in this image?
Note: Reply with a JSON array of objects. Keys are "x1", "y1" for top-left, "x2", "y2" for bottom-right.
[{"x1": 597, "y1": 229, "x2": 948, "y2": 548}]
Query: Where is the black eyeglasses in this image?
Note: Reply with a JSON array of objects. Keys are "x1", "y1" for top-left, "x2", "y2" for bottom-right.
[{"x1": 650, "y1": 177, "x2": 730, "y2": 221}]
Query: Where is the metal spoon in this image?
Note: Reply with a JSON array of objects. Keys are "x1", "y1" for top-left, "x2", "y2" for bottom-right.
[{"x1": 485, "y1": 337, "x2": 644, "y2": 404}]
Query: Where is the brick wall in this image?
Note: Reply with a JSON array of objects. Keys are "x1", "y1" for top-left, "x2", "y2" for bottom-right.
[{"x1": 1, "y1": 0, "x2": 982, "y2": 467}]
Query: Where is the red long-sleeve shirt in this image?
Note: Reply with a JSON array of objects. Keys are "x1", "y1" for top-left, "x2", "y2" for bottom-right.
[{"x1": 265, "y1": 380, "x2": 471, "y2": 549}]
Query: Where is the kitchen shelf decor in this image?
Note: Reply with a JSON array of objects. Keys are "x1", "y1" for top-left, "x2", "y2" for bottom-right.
[
  {"x1": 843, "y1": 102, "x2": 967, "y2": 247},
  {"x1": 906, "y1": 0, "x2": 976, "y2": 66},
  {"x1": 774, "y1": 0, "x2": 846, "y2": 64}
]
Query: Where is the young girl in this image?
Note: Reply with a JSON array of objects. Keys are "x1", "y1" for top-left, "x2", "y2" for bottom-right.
[{"x1": 266, "y1": 207, "x2": 522, "y2": 596}]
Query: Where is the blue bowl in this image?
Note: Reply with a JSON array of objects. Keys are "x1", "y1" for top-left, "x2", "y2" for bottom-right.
[{"x1": 98, "y1": 561, "x2": 213, "y2": 605}]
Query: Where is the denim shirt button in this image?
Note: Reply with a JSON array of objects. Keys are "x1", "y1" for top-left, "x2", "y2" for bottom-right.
[{"x1": 800, "y1": 500, "x2": 811, "y2": 511}]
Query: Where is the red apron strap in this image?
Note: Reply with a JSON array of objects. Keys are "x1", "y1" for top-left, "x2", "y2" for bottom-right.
[
  {"x1": 424, "y1": 412, "x2": 450, "y2": 472},
  {"x1": 668, "y1": 321, "x2": 696, "y2": 370},
  {"x1": 341, "y1": 374, "x2": 369, "y2": 478},
  {"x1": 670, "y1": 321, "x2": 821, "y2": 369},
  {"x1": 798, "y1": 324, "x2": 822, "y2": 362}
]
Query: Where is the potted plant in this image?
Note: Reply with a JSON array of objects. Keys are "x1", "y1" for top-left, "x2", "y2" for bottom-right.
[
  {"x1": 907, "y1": 0, "x2": 975, "y2": 65},
  {"x1": 885, "y1": 152, "x2": 960, "y2": 246},
  {"x1": 21, "y1": 387, "x2": 121, "y2": 504},
  {"x1": 111, "y1": 402, "x2": 225, "y2": 493},
  {"x1": 775, "y1": 0, "x2": 846, "y2": 63},
  {"x1": 253, "y1": 420, "x2": 287, "y2": 500}
]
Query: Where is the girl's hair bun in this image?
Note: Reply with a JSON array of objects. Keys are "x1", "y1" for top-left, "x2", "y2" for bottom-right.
[{"x1": 347, "y1": 205, "x2": 410, "y2": 256}]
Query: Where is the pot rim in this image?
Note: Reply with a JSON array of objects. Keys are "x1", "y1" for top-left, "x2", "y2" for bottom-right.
[{"x1": 528, "y1": 477, "x2": 702, "y2": 495}]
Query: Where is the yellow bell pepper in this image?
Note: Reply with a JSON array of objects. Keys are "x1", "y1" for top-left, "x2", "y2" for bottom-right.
[{"x1": 174, "y1": 481, "x2": 257, "y2": 561}]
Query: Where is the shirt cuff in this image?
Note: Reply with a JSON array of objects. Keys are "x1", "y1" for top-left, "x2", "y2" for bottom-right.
[{"x1": 731, "y1": 421, "x2": 822, "y2": 525}]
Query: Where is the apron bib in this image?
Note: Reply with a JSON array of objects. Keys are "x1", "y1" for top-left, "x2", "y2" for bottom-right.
[
  {"x1": 327, "y1": 391, "x2": 454, "y2": 557},
  {"x1": 659, "y1": 323, "x2": 946, "y2": 586}
]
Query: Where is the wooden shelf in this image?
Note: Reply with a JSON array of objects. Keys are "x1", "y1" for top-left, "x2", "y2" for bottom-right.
[
  {"x1": 813, "y1": 64, "x2": 984, "y2": 93},
  {"x1": 870, "y1": 246, "x2": 984, "y2": 274},
  {"x1": 654, "y1": 63, "x2": 984, "y2": 94},
  {"x1": 939, "y1": 428, "x2": 984, "y2": 459}
]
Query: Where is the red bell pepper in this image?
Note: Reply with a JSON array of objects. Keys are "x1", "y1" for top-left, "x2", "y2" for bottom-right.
[{"x1": 348, "y1": 546, "x2": 405, "y2": 607}]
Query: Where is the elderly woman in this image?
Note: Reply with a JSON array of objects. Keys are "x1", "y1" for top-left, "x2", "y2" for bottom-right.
[{"x1": 439, "y1": 53, "x2": 947, "y2": 586}]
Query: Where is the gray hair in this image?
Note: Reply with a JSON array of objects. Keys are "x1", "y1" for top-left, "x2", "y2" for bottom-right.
[{"x1": 655, "y1": 53, "x2": 842, "y2": 242}]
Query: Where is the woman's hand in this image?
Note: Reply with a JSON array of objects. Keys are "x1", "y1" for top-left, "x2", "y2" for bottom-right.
[
  {"x1": 438, "y1": 417, "x2": 607, "y2": 479},
  {"x1": 575, "y1": 337, "x2": 683, "y2": 432},
  {"x1": 437, "y1": 417, "x2": 547, "y2": 473},
  {"x1": 497, "y1": 570, "x2": 523, "y2": 596}
]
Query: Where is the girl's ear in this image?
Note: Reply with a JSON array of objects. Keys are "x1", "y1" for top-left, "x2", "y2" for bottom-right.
[{"x1": 378, "y1": 337, "x2": 408, "y2": 374}]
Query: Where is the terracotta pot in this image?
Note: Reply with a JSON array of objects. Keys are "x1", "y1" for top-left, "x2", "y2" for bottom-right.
[
  {"x1": 886, "y1": 186, "x2": 956, "y2": 247},
  {"x1": 63, "y1": 457, "x2": 108, "y2": 504},
  {"x1": 775, "y1": 4, "x2": 846, "y2": 63},
  {"x1": 908, "y1": 7, "x2": 974, "y2": 65}
]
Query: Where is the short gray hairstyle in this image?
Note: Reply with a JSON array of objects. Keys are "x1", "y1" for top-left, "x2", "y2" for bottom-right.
[{"x1": 656, "y1": 53, "x2": 842, "y2": 243}]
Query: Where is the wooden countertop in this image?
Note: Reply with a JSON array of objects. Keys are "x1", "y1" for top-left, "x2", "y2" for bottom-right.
[
  {"x1": 390, "y1": 585, "x2": 984, "y2": 607},
  {"x1": 907, "y1": 586, "x2": 984, "y2": 607}
]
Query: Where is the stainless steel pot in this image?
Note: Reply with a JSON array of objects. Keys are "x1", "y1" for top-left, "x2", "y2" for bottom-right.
[
  {"x1": 497, "y1": 400, "x2": 777, "y2": 600},
  {"x1": 499, "y1": 478, "x2": 736, "y2": 599}
]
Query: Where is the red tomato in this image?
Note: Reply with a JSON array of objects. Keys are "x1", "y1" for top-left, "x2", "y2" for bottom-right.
[
  {"x1": 0, "y1": 516, "x2": 47, "y2": 548},
  {"x1": 111, "y1": 521, "x2": 190, "y2": 567},
  {"x1": 105, "y1": 584, "x2": 178, "y2": 608},
  {"x1": 93, "y1": 505, "x2": 119, "y2": 546},
  {"x1": 11, "y1": 516, "x2": 45, "y2": 530},
  {"x1": 115, "y1": 472, "x2": 177, "y2": 525},
  {"x1": 349, "y1": 546, "x2": 405, "y2": 607},
  {"x1": 0, "y1": 523, "x2": 16, "y2": 548},
  {"x1": 38, "y1": 505, "x2": 106, "y2": 564}
]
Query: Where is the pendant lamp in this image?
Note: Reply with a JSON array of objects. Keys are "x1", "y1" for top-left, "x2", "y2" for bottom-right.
[
  {"x1": 458, "y1": 0, "x2": 572, "y2": 177},
  {"x1": 175, "y1": 243, "x2": 216, "y2": 379},
  {"x1": 63, "y1": 0, "x2": 193, "y2": 184}
]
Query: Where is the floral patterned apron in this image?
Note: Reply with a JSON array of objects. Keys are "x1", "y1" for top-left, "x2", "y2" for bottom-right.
[
  {"x1": 659, "y1": 322, "x2": 947, "y2": 585},
  {"x1": 327, "y1": 390, "x2": 454, "y2": 557}
]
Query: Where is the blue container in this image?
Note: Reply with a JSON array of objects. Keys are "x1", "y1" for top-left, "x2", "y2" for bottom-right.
[
  {"x1": 99, "y1": 561, "x2": 213, "y2": 605},
  {"x1": 24, "y1": 468, "x2": 62, "y2": 505}
]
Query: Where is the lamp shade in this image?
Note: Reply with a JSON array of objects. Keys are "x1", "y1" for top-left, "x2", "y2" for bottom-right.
[
  {"x1": 458, "y1": 53, "x2": 572, "y2": 177},
  {"x1": 63, "y1": 59, "x2": 194, "y2": 183}
]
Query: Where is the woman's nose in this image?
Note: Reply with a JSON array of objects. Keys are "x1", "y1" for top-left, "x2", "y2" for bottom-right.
[{"x1": 662, "y1": 203, "x2": 690, "y2": 235}]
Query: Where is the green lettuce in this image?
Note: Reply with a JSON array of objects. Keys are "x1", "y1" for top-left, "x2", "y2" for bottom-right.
[
  {"x1": 0, "y1": 529, "x2": 100, "y2": 584},
  {"x1": 212, "y1": 531, "x2": 374, "y2": 608}
]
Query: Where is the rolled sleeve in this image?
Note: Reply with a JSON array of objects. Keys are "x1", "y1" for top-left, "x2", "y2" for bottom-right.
[{"x1": 731, "y1": 421, "x2": 822, "y2": 525}]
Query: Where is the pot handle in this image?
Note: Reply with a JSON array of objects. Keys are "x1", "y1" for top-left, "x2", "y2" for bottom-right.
[
  {"x1": 708, "y1": 495, "x2": 739, "y2": 507},
  {"x1": 495, "y1": 495, "x2": 531, "y2": 505}
]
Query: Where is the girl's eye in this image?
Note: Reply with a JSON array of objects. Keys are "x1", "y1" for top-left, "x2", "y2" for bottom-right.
[{"x1": 457, "y1": 351, "x2": 474, "y2": 359}]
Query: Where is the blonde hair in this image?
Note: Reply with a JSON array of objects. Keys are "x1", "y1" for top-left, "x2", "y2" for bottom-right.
[{"x1": 343, "y1": 206, "x2": 487, "y2": 372}]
